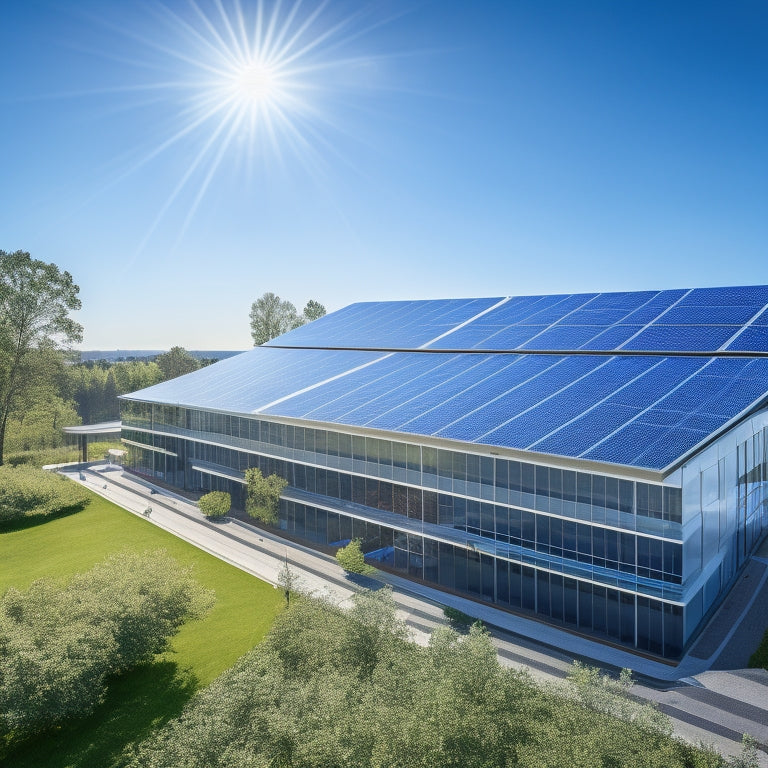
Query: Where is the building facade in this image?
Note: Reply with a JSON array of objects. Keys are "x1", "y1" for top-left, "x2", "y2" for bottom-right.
[{"x1": 121, "y1": 289, "x2": 768, "y2": 658}]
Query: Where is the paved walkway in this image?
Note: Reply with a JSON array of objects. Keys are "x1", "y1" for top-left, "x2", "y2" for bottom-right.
[{"x1": 64, "y1": 463, "x2": 768, "y2": 764}]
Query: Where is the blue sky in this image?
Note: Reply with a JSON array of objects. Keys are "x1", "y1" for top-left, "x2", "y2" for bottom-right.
[{"x1": 1, "y1": 0, "x2": 766, "y2": 350}]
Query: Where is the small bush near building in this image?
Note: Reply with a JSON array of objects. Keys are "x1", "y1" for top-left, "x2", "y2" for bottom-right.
[
  {"x1": 198, "y1": 491, "x2": 231, "y2": 519},
  {"x1": 335, "y1": 539, "x2": 375, "y2": 575},
  {"x1": 0, "y1": 465, "x2": 90, "y2": 524},
  {"x1": 244, "y1": 467, "x2": 286, "y2": 525}
]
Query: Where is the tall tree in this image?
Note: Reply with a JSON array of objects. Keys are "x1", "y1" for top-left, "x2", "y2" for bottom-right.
[
  {"x1": 156, "y1": 346, "x2": 200, "y2": 381},
  {"x1": 0, "y1": 251, "x2": 82, "y2": 465},
  {"x1": 301, "y1": 299, "x2": 326, "y2": 323},
  {"x1": 249, "y1": 292, "x2": 300, "y2": 345}
]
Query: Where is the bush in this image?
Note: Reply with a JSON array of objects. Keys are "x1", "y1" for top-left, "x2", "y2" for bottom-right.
[
  {"x1": 0, "y1": 550, "x2": 214, "y2": 740},
  {"x1": 0, "y1": 465, "x2": 90, "y2": 523},
  {"x1": 335, "y1": 539, "x2": 375, "y2": 575},
  {"x1": 443, "y1": 606, "x2": 479, "y2": 628},
  {"x1": 5, "y1": 447, "x2": 79, "y2": 468},
  {"x1": 244, "y1": 467, "x2": 286, "y2": 525},
  {"x1": 198, "y1": 491, "x2": 231, "y2": 518}
]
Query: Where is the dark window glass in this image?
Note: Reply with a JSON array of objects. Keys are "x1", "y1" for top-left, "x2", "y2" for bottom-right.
[
  {"x1": 536, "y1": 570, "x2": 550, "y2": 616},
  {"x1": 316, "y1": 469, "x2": 327, "y2": 496},
  {"x1": 521, "y1": 566, "x2": 535, "y2": 610},
  {"x1": 620, "y1": 592, "x2": 635, "y2": 644},
  {"x1": 620, "y1": 533, "x2": 636, "y2": 566},
  {"x1": 423, "y1": 491, "x2": 438, "y2": 524},
  {"x1": 578, "y1": 582, "x2": 593, "y2": 631},
  {"x1": 664, "y1": 541, "x2": 682, "y2": 577},
  {"x1": 496, "y1": 560, "x2": 509, "y2": 604},
  {"x1": 326, "y1": 431, "x2": 338, "y2": 457},
  {"x1": 648, "y1": 484, "x2": 663, "y2": 519},
  {"x1": 550, "y1": 574, "x2": 564, "y2": 621},
  {"x1": 509, "y1": 563, "x2": 522, "y2": 608},
  {"x1": 495, "y1": 505, "x2": 509, "y2": 537},
  {"x1": 509, "y1": 461, "x2": 522, "y2": 493},
  {"x1": 467, "y1": 550, "x2": 481, "y2": 595},
  {"x1": 563, "y1": 577, "x2": 578, "y2": 625},
  {"x1": 619, "y1": 480, "x2": 634, "y2": 515},
  {"x1": 605, "y1": 477, "x2": 619, "y2": 510},
  {"x1": 407, "y1": 444, "x2": 421, "y2": 473},
  {"x1": 393, "y1": 442, "x2": 407, "y2": 469},
  {"x1": 379, "y1": 440, "x2": 392, "y2": 469},
  {"x1": 454, "y1": 549, "x2": 467, "y2": 593},
  {"x1": 353, "y1": 436, "x2": 366, "y2": 462},
  {"x1": 605, "y1": 529, "x2": 619, "y2": 565},
  {"x1": 438, "y1": 494, "x2": 453, "y2": 526},
  {"x1": 562, "y1": 470, "x2": 577, "y2": 502},
  {"x1": 453, "y1": 497, "x2": 466, "y2": 528},
  {"x1": 536, "y1": 515, "x2": 550, "y2": 552},
  {"x1": 592, "y1": 527, "x2": 605, "y2": 565},
  {"x1": 577, "y1": 473, "x2": 591, "y2": 505},
  {"x1": 480, "y1": 503, "x2": 494, "y2": 534},
  {"x1": 649, "y1": 538, "x2": 663, "y2": 578},
  {"x1": 535, "y1": 465, "x2": 549, "y2": 497},
  {"x1": 636, "y1": 536, "x2": 650, "y2": 578},
  {"x1": 393, "y1": 485, "x2": 408, "y2": 516},
  {"x1": 636, "y1": 483, "x2": 649, "y2": 518},
  {"x1": 577, "y1": 524, "x2": 592, "y2": 561},
  {"x1": 562, "y1": 520, "x2": 577, "y2": 554},
  {"x1": 378, "y1": 481, "x2": 393, "y2": 511},
  {"x1": 466, "y1": 454, "x2": 480, "y2": 484},
  {"x1": 550, "y1": 517, "x2": 563, "y2": 555},
  {"x1": 480, "y1": 457, "x2": 494, "y2": 488},
  {"x1": 663, "y1": 603, "x2": 683, "y2": 657},
  {"x1": 496, "y1": 459, "x2": 509, "y2": 490},
  {"x1": 305, "y1": 429, "x2": 316, "y2": 453},
  {"x1": 422, "y1": 446, "x2": 437, "y2": 476},
  {"x1": 521, "y1": 463, "x2": 535, "y2": 495},
  {"x1": 549, "y1": 469, "x2": 562, "y2": 499},
  {"x1": 365, "y1": 478, "x2": 378, "y2": 508},
  {"x1": 315, "y1": 430, "x2": 327, "y2": 456},
  {"x1": 466, "y1": 500, "x2": 481, "y2": 530},
  {"x1": 521, "y1": 511, "x2": 535, "y2": 544},
  {"x1": 339, "y1": 473, "x2": 352, "y2": 501},
  {"x1": 452, "y1": 452, "x2": 467, "y2": 482},
  {"x1": 509, "y1": 507, "x2": 521, "y2": 545},
  {"x1": 438, "y1": 449, "x2": 452, "y2": 478},
  {"x1": 664, "y1": 487, "x2": 682, "y2": 524},
  {"x1": 592, "y1": 475, "x2": 606, "y2": 509},
  {"x1": 326, "y1": 471, "x2": 339, "y2": 500},
  {"x1": 606, "y1": 589, "x2": 620, "y2": 639},
  {"x1": 481, "y1": 554, "x2": 494, "y2": 599},
  {"x1": 338, "y1": 433, "x2": 352, "y2": 459},
  {"x1": 407, "y1": 487, "x2": 422, "y2": 520},
  {"x1": 439, "y1": 543, "x2": 455, "y2": 589},
  {"x1": 352, "y1": 475, "x2": 365, "y2": 505}
]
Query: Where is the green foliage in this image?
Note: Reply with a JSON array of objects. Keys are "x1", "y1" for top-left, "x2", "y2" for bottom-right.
[
  {"x1": 442, "y1": 605, "x2": 478, "y2": 628},
  {"x1": 0, "y1": 494, "x2": 284, "y2": 768},
  {"x1": 198, "y1": 491, "x2": 231, "y2": 518},
  {"x1": 302, "y1": 299, "x2": 326, "y2": 323},
  {"x1": 155, "y1": 347, "x2": 200, "y2": 382},
  {"x1": 5, "y1": 447, "x2": 80, "y2": 468},
  {"x1": 0, "y1": 465, "x2": 90, "y2": 523},
  {"x1": 244, "y1": 467, "x2": 286, "y2": 525},
  {"x1": 748, "y1": 627, "x2": 768, "y2": 671},
  {"x1": 249, "y1": 292, "x2": 326, "y2": 345},
  {"x1": 0, "y1": 550, "x2": 214, "y2": 741},
  {"x1": 335, "y1": 539, "x2": 375, "y2": 575},
  {"x1": 0, "y1": 250, "x2": 83, "y2": 465},
  {"x1": 126, "y1": 591, "x2": 713, "y2": 768}
]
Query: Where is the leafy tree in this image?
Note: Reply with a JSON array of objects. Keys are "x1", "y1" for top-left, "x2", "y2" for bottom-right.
[
  {"x1": 277, "y1": 558, "x2": 302, "y2": 607},
  {"x1": 0, "y1": 250, "x2": 82, "y2": 465},
  {"x1": 250, "y1": 292, "x2": 301, "y2": 345},
  {"x1": 301, "y1": 299, "x2": 326, "y2": 323},
  {"x1": 0, "y1": 550, "x2": 214, "y2": 740},
  {"x1": 335, "y1": 539, "x2": 375, "y2": 575},
  {"x1": 198, "y1": 491, "x2": 231, "y2": 518},
  {"x1": 244, "y1": 467, "x2": 287, "y2": 525},
  {"x1": 156, "y1": 346, "x2": 201, "y2": 382}
]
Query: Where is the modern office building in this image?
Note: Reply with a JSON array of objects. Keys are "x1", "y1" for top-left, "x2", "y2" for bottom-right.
[{"x1": 120, "y1": 287, "x2": 768, "y2": 658}]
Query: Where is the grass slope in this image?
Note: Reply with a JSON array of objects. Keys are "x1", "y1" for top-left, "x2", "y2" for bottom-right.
[{"x1": 0, "y1": 492, "x2": 284, "y2": 768}]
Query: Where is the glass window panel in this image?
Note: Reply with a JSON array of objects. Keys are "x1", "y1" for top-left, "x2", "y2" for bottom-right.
[
  {"x1": 549, "y1": 469, "x2": 562, "y2": 499},
  {"x1": 521, "y1": 463, "x2": 535, "y2": 495},
  {"x1": 407, "y1": 444, "x2": 421, "y2": 473},
  {"x1": 466, "y1": 454, "x2": 480, "y2": 484},
  {"x1": 563, "y1": 470, "x2": 577, "y2": 502},
  {"x1": 577, "y1": 473, "x2": 591, "y2": 505},
  {"x1": 619, "y1": 480, "x2": 634, "y2": 515}
]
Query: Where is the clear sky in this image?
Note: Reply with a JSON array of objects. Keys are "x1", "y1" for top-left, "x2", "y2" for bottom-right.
[{"x1": 1, "y1": 0, "x2": 767, "y2": 350}]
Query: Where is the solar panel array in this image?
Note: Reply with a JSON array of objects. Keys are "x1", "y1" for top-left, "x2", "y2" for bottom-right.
[{"x1": 127, "y1": 286, "x2": 768, "y2": 472}]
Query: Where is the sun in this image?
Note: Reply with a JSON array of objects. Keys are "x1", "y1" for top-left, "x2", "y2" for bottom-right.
[{"x1": 230, "y1": 61, "x2": 278, "y2": 107}]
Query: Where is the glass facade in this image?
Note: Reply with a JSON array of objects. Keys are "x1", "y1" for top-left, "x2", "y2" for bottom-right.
[{"x1": 121, "y1": 399, "x2": 768, "y2": 659}]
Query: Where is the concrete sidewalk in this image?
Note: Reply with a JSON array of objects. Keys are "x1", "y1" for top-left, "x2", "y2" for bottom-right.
[{"x1": 64, "y1": 463, "x2": 768, "y2": 764}]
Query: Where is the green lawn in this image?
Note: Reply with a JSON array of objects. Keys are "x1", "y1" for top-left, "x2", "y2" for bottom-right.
[{"x1": 0, "y1": 491, "x2": 284, "y2": 768}]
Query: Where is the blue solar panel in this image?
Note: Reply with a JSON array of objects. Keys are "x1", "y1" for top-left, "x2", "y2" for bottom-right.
[{"x1": 125, "y1": 286, "x2": 768, "y2": 472}]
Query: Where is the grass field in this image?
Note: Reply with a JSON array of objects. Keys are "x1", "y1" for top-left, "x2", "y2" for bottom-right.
[{"x1": 0, "y1": 491, "x2": 285, "y2": 768}]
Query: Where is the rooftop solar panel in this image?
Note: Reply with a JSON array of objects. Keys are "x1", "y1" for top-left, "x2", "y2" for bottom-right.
[{"x1": 124, "y1": 286, "x2": 768, "y2": 473}]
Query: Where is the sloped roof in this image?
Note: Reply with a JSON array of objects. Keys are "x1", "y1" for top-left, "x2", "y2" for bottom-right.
[{"x1": 123, "y1": 287, "x2": 768, "y2": 472}]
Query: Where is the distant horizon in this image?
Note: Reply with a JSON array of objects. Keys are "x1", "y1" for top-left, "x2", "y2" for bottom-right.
[{"x1": 3, "y1": 1, "x2": 766, "y2": 349}]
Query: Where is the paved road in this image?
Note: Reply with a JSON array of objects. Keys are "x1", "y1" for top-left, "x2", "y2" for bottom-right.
[{"x1": 66, "y1": 464, "x2": 768, "y2": 765}]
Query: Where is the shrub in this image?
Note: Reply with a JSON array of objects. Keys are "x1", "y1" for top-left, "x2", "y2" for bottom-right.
[
  {"x1": 198, "y1": 491, "x2": 231, "y2": 518},
  {"x1": 335, "y1": 539, "x2": 375, "y2": 575},
  {"x1": 443, "y1": 606, "x2": 478, "y2": 628},
  {"x1": 244, "y1": 467, "x2": 286, "y2": 525},
  {"x1": 0, "y1": 465, "x2": 90, "y2": 523},
  {"x1": 0, "y1": 550, "x2": 214, "y2": 739}
]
